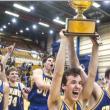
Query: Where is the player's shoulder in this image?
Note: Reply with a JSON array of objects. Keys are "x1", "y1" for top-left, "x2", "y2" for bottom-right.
[
  {"x1": 3, "y1": 81, "x2": 9, "y2": 88},
  {"x1": 48, "y1": 96, "x2": 63, "y2": 110},
  {"x1": 3, "y1": 82, "x2": 9, "y2": 93},
  {"x1": 33, "y1": 68, "x2": 43, "y2": 74}
]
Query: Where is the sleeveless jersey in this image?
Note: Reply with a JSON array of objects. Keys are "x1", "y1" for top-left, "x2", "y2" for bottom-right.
[
  {"x1": 59, "y1": 101, "x2": 82, "y2": 110},
  {"x1": 91, "y1": 90, "x2": 110, "y2": 110},
  {"x1": 0, "y1": 80, "x2": 3, "y2": 110},
  {"x1": 9, "y1": 82, "x2": 24, "y2": 110},
  {"x1": 28, "y1": 72, "x2": 52, "y2": 110}
]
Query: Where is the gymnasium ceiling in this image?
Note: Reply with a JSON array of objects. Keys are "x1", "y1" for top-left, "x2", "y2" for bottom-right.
[{"x1": 0, "y1": 0, "x2": 110, "y2": 43}]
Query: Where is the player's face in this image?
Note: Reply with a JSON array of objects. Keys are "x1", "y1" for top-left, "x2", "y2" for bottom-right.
[
  {"x1": 44, "y1": 58, "x2": 54, "y2": 71},
  {"x1": 64, "y1": 75, "x2": 83, "y2": 102},
  {"x1": 8, "y1": 71, "x2": 19, "y2": 83}
]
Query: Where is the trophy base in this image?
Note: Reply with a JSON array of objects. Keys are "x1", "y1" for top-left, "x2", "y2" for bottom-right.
[
  {"x1": 64, "y1": 32, "x2": 96, "y2": 36},
  {"x1": 65, "y1": 18, "x2": 96, "y2": 37}
]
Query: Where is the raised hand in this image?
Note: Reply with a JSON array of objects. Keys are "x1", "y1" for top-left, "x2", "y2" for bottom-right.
[
  {"x1": 6, "y1": 43, "x2": 15, "y2": 55},
  {"x1": 59, "y1": 29, "x2": 73, "y2": 42},
  {"x1": 59, "y1": 29, "x2": 67, "y2": 39},
  {"x1": 91, "y1": 33, "x2": 102, "y2": 46}
]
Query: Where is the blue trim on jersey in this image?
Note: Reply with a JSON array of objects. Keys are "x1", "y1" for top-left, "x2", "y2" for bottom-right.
[
  {"x1": 0, "y1": 80, "x2": 3, "y2": 110},
  {"x1": 91, "y1": 90, "x2": 110, "y2": 110},
  {"x1": 60, "y1": 101, "x2": 82, "y2": 110}
]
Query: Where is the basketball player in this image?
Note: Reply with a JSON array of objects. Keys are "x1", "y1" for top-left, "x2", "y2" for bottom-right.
[
  {"x1": 68, "y1": 32, "x2": 110, "y2": 110},
  {"x1": 28, "y1": 56, "x2": 54, "y2": 110},
  {"x1": 0, "y1": 44, "x2": 15, "y2": 110},
  {"x1": 48, "y1": 29, "x2": 98, "y2": 110},
  {"x1": 6, "y1": 66, "x2": 30, "y2": 110}
]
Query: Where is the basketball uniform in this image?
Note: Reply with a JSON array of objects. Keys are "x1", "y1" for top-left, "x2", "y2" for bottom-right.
[
  {"x1": 0, "y1": 80, "x2": 3, "y2": 110},
  {"x1": 9, "y1": 82, "x2": 24, "y2": 110},
  {"x1": 91, "y1": 90, "x2": 110, "y2": 110},
  {"x1": 59, "y1": 101, "x2": 82, "y2": 110},
  {"x1": 28, "y1": 72, "x2": 52, "y2": 110}
]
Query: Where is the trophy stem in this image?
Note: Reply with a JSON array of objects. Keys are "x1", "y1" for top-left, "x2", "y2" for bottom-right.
[{"x1": 77, "y1": 9, "x2": 85, "y2": 19}]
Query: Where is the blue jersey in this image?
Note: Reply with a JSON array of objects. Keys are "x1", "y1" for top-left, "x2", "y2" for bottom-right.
[
  {"x1": 91, "y1": 90, "x2": 110, "y2": 110},
  {"x1": 60, "y1": 101, "x2": 82, "y2": 110},
  {"x1": 28, "y1": 72, "x2": 52, "y2": 110},
  {"x1": 0, "y1": 80, "x2": 3, "y2": 110},
  {"x1": 9, "y1": 82, "x2": 24, "y2": 110}
]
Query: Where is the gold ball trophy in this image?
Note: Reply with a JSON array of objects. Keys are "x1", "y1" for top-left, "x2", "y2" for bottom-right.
[{"x1": 65, "y1": 0, "x2": 96, "y2": 36}]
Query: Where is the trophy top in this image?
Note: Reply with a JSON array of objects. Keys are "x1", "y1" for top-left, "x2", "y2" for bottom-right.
[{"x1": 69, "y1": 0, "x2": 93, "y2": 12}]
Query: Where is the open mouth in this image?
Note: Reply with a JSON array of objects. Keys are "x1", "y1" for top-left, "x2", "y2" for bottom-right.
[
  {"x1": 72, "y1": 91, "x2": 79, "y2": 95},
  {"x1": 50, "y1": 64, "x2": 53, "y2": 67}
]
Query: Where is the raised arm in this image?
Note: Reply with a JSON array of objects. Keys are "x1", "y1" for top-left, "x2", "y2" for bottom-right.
[
  {"x1": 1, "y1": 43, "x2": 15, "y2": 67},
  {"x1": 81, "y1": 36, "x2": 99, "y2": 100},
  {"x1": 48, "y1": 29, "x2": 68, "y2": 109},
  {"x1": 33, "y1": 68, "x2": 50, "y2": 90},
  {"x1": 0, "y1": 44, "x2": 15, "y2": 82}
]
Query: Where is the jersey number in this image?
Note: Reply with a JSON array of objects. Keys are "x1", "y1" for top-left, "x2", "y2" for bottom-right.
[
  {"x1": 9, "y1": 96, "x2": 17, "y2": 107},
  {"x1": 102, "y1": 106, "x2": 110, "y2": 110}
]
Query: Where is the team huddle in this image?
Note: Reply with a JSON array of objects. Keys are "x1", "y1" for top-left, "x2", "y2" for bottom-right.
[{"x1": 0, "y1": 29, "x2": 110, "y2": 110}]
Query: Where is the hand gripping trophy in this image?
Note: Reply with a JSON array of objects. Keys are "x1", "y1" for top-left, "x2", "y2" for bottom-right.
[
  {"x1": 65, "y1": 0, "x2": 96, "y2": 36},
  {"x1": 65, "y1": 0, "x2": 102, "y2": 45}
]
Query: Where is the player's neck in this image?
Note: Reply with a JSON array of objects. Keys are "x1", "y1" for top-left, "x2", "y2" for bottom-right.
[
  {"x1": 64, "y1": 97, "x2": 76, "y2": 109},
  {"x1": 9, "y1": 81, "x2": 17, "y2": 86},
  {"x1": 43, "y1": 68, "x2": 52, "y2": 75}
]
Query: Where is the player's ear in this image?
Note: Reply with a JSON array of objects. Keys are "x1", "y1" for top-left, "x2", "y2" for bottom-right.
[{"x1": 62, "y1": 84, "x2": 66, "y2": 91}]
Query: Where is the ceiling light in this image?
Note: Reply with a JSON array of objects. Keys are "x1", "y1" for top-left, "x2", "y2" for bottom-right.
[
  {"x1": 3, "y1": 25, "x2": 7, "y2": 29},
  {"x1": 53, "y1": 18, "x2": 65, "y2": 25},
  {"x1": 20, "y1": 29, "x2": 23, "y2": 33},
  {"x1": 42, "y1": 32, "x2": 45, "y2": 35},
  {"x1": 5, "y1": 10, "x2": 19, "y2": 17},
  {"x1": 32, "y1": 24, "x2": 37, "y2": 29},
  {"x1": 16, "y1": 32, "x2": 18, "y2": 34},
  {"x1": 96, "y1": 19, "x2": 100, "y2": 23},
  {"x1": 11, "y1": 18, "x2": 17, "y2": 23},
  {"x1": 38, "y1": 22, "x2": 50, "y2": 27},
  {"x1": 8, "y1": 22, "x2": 11, "y2": 25},
  {"x1": 0, "y1": 28, "x2": 3, "y2": 32},
  {"x1": 26, "y1": 27, "x2": 29, "y2": 31},
  {"x1": 30, "y1": 6, "x2": 35, "y2": 10},
  {"x1": 103, "y1": 1, "x2": 110, "y2": 4},
  {"x1": 93, "y1": 2, "x2": 101, "y2": 8},
  {"x1": 13, "y1": 3, "x2": 31, "y2": 12},
  {"x1": 49, "y1": 30, "x2": 54, "y2": 34}
]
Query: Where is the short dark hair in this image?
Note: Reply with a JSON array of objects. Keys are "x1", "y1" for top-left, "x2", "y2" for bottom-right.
[
  {"x1": 62, "y1": 67, "x2": 81, "y2": 86},
  {"x1": 105, "y1": 69, "x2": 110, "y2": 79},
  {"x1": 6, "y1": 66, "x2": 18, "y2": 76},
  {"x1": 42, "y1": 56, "x2": 55, "y2": 63}
]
